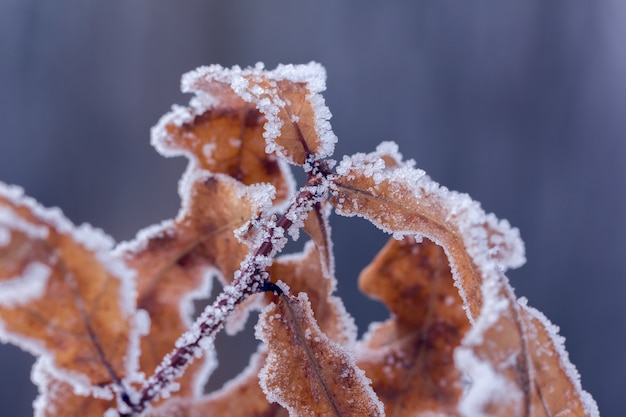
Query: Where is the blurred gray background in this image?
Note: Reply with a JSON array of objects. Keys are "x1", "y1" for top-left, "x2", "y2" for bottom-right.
[{"x1": 1, "y1": 1, "x2": 624, "y2": 416}]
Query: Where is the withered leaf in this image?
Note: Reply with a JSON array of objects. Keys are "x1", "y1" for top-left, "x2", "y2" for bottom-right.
[
  {"x1": 255, "y1": 293, "x2": 384, "y2": 417},
  {"x1": 301, "y1": 201, "x2": 333, "y2": 280},
  {"x1": 167, "y1": 63, "x2": 336, "y2": 166},
  {"x1": 0, "y1": 183, "x2": 138, "y2": 395},
  {"x1": 155, "y1": 100, "x2": 292, "y2": 205},
  {"x1": 118, "y1": 172, "x2": 266, "y2": 396},
  {"x1": 519, "y1": 301, "x2": 599, "y2": 417},
  {"x1": 457, "y1": 295, "x2": 600, "y2": 417},
  {"x1": 331, "y1": 142, "x2": 526, "y2": 322},
  {"x1": 148, "y1": 237, "x2": 351, "y2": 417},
  {"x1": 357, "y1": 237, "x2": 469, "y2": 416}
]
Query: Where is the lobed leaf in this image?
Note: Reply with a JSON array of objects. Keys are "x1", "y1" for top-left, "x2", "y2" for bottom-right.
[
  {"x1": 117, "y1": 171, "x2": 270, "y2": 397},
  {"x1": 154, "y1": 100, "x2": 292, "y2": 205},
  {"x1": 155, "y1": 63, "x2": 336, "y2": 167},
  {"x1": 255, "y1": 293, "x2": 384, "y2": 417},
  {"x1": 357, "y1": 237, "x2": 469, "y2": 417},
  {"x1": 0, "y1": 183, "x2": 139, "y2": 396}
]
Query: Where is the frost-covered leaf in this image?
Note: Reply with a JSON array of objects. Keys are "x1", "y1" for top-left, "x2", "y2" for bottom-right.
[
  {"x1": 117, "y1": 172, "x2": 269, "y2": 396},
  {"x1": 0, "y1": 62, "x2": 599, "y2": 417},
  {"x1": 518, "y1": 300, "x2": 600, "y2": 417},
  {"x1": 357, "y1": 237, "x2": 469, "y2": 416},
  {"x1": 0, "y1": 183, "x2": 138, "y2": 396},
  {"x1": 331, "y1": 141, "x2": 526, "y2": 323},
  {"x1": 457, "y1": 295, "x2": 600, "y2": 417},
  {"x1": 153, "y1": 99, "x2": 293, "y2": 205},
  {"x1": 332, "y1": 142, "x2": 598, "y2": 416},
  {"x1": 255, "y1": 293, "x2": 384, "y2": 417},
  {"x1": 145, "y1": 237, "x2": 351, "y2": 417},
  {"x1": 156, "y1": 63, "x2": 336, "y2": 167}
]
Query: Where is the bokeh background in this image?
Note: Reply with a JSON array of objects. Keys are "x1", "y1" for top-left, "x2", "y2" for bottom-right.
[{"x1": 1, "y1": 1, "x2": 624, "y2": 416}]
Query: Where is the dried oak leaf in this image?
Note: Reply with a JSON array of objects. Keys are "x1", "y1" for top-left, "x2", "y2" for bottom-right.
[
  {"x1": 357, "y1": 236, "x2": 469, "y2": 417},
  {"x1": 331, "y1": 141, "x2": 525, "y2": 323},
  {"x1": 117, "y1": 171, "x2": 271, "y2": 397},
  {"x1": 331, "y1": 142, "x2": 598, "y2": 416},
  {"x1": 153, "y1": 93, "x2": 292, "y2": 205},
  {"x1": 0, "y1": 183, "x2": 139, "y2": 397},
  {"x1": 255, "y1": 292, "x2": 384, "y2": 417},
  {"x1": 518, "y1": 300, "x2": 599, "y2": 417},
  {"x1": 154, "y1": 63, "x2": 336, "y2": 167},
  {"x1": 456, "y1": 293, "x2": 600, "y2": 417}
]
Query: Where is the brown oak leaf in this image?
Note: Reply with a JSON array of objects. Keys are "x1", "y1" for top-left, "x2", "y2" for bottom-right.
[
  {"x1": 168, "y1": 63, "x2": 336, "y2": 166},
  {"x1": 255, "y1": 292, "x2": 384, "y2": 417},
  {"x1": 0, "y1": 183, "x2": 139, "y2": 397},
  {"x1": 117, "y1": 171, "x2": 269, "y2": 397},
  {"x1": 331, "y1": 142, "x2": 525, "y2": 322},
  {"x1": 154, "y1": 99, "x2": 292, "y2": 205},
  {"x1": 357, "y1": 236, "x2": 469, "y2": 417}
]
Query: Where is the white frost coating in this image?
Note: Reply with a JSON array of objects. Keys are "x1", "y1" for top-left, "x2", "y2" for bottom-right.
[
  {"x1": 202, "y1": 143, "x2": 217, "y2": 162},
  {"x1": 31, "y1": 356, "x2": 114, "y2": 401},
  {"x1": 0, "y1": 228, "x2": 9, "y2": 246},
  {"x1": 456, "y1": 348, "x2": 522, "y2": 417},
  {"x1": 0, "y1": 206, "x2": 49, "y2": 241},
  {"x1": 518, "y1": 298, "x2": 600, "y2": 417},
  {"x1": 0, "y1": 263, "x2": 50, "y2": 307}
]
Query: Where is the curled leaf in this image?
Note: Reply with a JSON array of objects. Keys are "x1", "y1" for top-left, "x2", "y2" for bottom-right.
[
  {"x1": 255, "y1": 293, "x2": 384, "y2": 417},
  {"x1": 159, "y1": 63, "x2": 336, "y2": 166},
  {"x1": 331, "y1": 141, "x2": 525, "y2": 322},
  {"x1": 154, "y1": 100, "x2": 293, "y2": 205}
]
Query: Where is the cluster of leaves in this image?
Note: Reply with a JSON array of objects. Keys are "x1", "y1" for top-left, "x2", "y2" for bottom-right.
[{"x1": 0, "y1": 63, "x2": 599, "y2": 417}]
